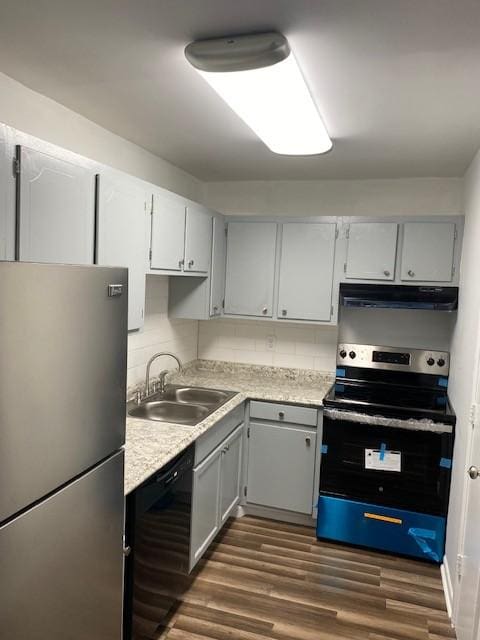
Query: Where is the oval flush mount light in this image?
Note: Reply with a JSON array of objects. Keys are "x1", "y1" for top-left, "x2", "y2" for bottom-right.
[{"x1": 185, "y1": 32, "x2": 332, "y2": 156}]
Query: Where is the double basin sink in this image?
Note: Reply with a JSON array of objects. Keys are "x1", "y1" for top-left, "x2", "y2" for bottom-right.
[{"x1": 128, "y1": 385, "x2": 237, "y2": 426}]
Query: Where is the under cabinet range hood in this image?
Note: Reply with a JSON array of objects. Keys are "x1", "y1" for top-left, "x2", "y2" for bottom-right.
[{"x1": 339, "y1": 283, "x2": 458, "y2": 311}]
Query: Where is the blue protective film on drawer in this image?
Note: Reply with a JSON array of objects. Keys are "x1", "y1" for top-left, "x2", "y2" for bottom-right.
[
  {"x1": 316, "y1": 495, "x2": 446, "y2": 563},
  {"x1": 438, "y1": 377, "x2": 448, "y2": 388},
  {"x1": 439, "y1": 457, "x2": 452, "y2": 469},
  {"x1": 336, "y1": 368, "x2": 346, "y2": 377},
  {"x1": 321, "y1": 444, "x2": 328, "y2": 455}
]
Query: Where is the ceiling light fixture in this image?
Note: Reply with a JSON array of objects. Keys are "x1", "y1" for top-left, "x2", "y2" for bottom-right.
[{"x1": 185, "y1": 32, "x2": 332, "y2": 156}]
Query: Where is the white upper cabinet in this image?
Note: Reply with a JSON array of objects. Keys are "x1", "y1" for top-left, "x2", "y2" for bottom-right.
[
  {"x1": 150, "y1": 190, "x2": 186, "y2": 271},
  {"x1": 150, "y1": 191, "x2": 212, "y2": 275},
  {"x1": 184, "y1": 203, "x2": 212, "y2": 274},
  {"x1": 345, "y1": 222, "x2": 398, "y2": 280},
  {"x1": 17, "y1": 146, "x2": 95, "y2": 264},
  {"x1": 224, "y1": 222, "x2": 277, "y2": 318},
  {"x1": 210, "y1": 216, "x2": 227, "y2": 317},
  {"x1": 277, "y1": 223, "x2": 336, "y2": 322},
  {"x1": 400, "y1": 222, "x2": 456, "y2": 282},
  {"x1": 96, "y1": 173, "x2": 148, "y2": 331}
]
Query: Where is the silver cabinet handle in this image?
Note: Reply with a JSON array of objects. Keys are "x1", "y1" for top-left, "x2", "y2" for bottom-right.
[
  {"x1": 213, "y1": 305, "x2": 218, "y2": 314},
  {"x1": 278, "y1": 411, "x2": 285, "y2": 419},
  {"x1": 262, "y1": 307, "x2": 268, "y2": 315},
  {"x1": 468, "y1": 465, "x2": 479, "y2": 480},
  {"x1": 305, "y1": 436, "x2": 311, "y2": 447},
  {"x1": 123, "y1": 545, "x2": 131, "y2": 557},
  {"x1": 407, "y1": 269, "x2": 415, "y2": 277},
  {"x1": 179, "y1": 259, "x2": 184, "y2": 268},
  {"x1": 188, "y1": 259, "x2": 194, "y2": 268},
  {"x1": 281, "y1": 309, "x2": 287, "y2": 316},
  {"x1": 383, "y1": 270, "x2": 390, "y2": 277}
]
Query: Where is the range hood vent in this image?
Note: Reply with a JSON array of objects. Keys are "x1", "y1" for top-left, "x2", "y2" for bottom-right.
[{"x1": 339, "y1": 284, "x2": 458, "y2": 311}]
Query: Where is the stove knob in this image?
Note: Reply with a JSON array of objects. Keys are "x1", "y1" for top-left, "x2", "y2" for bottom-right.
[
  {"x1": 437, "y1": 358, "x2": 446, "y2": 367},
  {"x1": 427, "y1": 357, "x2": 435, "y2": 366},
  {"x1": 349, "y1": 351, "x2": 356, "y2": 359},
  {"x1": 339, "y1": 350, "x2": 347, "y2": 359}
]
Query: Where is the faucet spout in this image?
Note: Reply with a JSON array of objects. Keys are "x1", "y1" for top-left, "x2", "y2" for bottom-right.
[{"x1": 145, "y1": 352, "x2": 182, "y2": 397}]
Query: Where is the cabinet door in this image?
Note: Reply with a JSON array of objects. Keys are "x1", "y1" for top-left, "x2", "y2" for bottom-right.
[
  {"x1": 247, "y1": 422, "x2": 316, "y2": 514},
  {"x1": 277, "y1": 223, "x2": 336, "y2": 321},
  {"x1": 219, "y1": 424, "x2": 244, "y2": 525},
  {"x1": 345, "y1": 222, "x2": 397, "y2": 280},
  {"x1": 190, "y1": 447, "x2": 221, "y2": 571},
  {"x1": 210, "y1": 216, "x2": 226, "y2": 317},
  {"x1": 150, "y1": 190, "x2": 185, "y2": 271},
  {"x1": 400, "y1": 222, "x2": 456, "y2": 282},
  {"x1": 184, "y1": 203, "x2": 212, "y2": 273},
  {"x1": 96, "y1": 174, "x2": 148, "y2": 330},
  {"x1": 17, "y1": 146, "x2": 94, "y2": 264},
  {"x1": 224, "y1": 222, "x2": 277, "y2": 317}
]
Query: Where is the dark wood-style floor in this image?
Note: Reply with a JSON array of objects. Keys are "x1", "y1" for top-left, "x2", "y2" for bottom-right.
[{"x1": 132, "y1": 511, "x2": 456, "y2": 640}]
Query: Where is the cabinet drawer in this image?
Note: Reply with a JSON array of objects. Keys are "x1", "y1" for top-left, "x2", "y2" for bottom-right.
[
  {"x1": 317, "y1": 495, "x2": 446, "y2": 562},
  {"x1": 249, "y1": 401, "x2": 317, "y2": 426},
  {"x1": 195, "y1": 403, "x2": 244, "y2": 465}
]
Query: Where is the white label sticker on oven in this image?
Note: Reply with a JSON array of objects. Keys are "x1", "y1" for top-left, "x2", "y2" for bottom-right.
[{"x1": 365, "y1": 449, "x2": 401, "y2": 472}]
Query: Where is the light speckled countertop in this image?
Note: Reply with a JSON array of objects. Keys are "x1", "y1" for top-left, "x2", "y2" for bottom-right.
[{"x1": 125, "y1": 360, "x2": 334, "y2": 495}]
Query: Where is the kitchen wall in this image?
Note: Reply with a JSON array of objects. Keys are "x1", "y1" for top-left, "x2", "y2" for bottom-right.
[
  {"x1": 339, "y1": 308, "x2": 456, "y2": 351},
  {"x1": 0, "y1": 72, "x2": 202, "y2": 386},
  {"x1": 127, "y1": 276, "x2": 198, "y2": 390},
  {"x1": 198, "y1": 178, "x2": 462, "y2": 370},
  {"x1": 0, "y1": 72, "x2": 202, "y2": 201},
  {"x1": 198, "y1": 319, "x2": 338, "y2": 371},
  {"x1": 203, "y1": 178, "x2": 463, "y2": 217},
  {"x1": 198, "y1": 308, "x2": 455, "y2": 374},
  {"x1": 444, "y1": 148, "x2": 480, "y2": 613}
]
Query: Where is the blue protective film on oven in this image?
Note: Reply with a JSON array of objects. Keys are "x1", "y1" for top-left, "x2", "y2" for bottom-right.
[
  {"x1": 379, "y1": 442, "x2": 387, "y2": 461},
  {"x1": 336, "y1": 368, "x2": 346, "y2": 377},
  {"x1": 321, "y1": 444, "x2": 328, "y2": 455},
  {"x1": 408, "y1": 527, "x2": 439, "y2": 562},
  {"x1": 438, "y1": 377, "x2": 448, "y2": 388},
  {"x1": 439, "y1": 457, "x2": 452, "y2": 469}
]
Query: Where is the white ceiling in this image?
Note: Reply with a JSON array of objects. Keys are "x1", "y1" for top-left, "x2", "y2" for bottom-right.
[{"x1": 0, "y1": 0, "x2": 479, "y2": 181}]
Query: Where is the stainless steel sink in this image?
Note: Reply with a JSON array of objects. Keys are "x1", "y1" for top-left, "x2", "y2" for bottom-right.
[
  {"x1": 128, "y1": 385, "x2": 236, "y2": 426},
  {"x1": 129, "y1": 400, "x2": 210, "y2": 424},
  {"x1": 163, "y1": 386, "x2": 231, "y2": 406}
]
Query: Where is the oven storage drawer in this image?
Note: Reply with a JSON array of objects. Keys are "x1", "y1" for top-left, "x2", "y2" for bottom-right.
[
  {"x1": 316, "y1": 495, "x2": 446, "y2": 563},
  {"x1": 320, "y1": 415, "x2": 453, "y2": 514}
]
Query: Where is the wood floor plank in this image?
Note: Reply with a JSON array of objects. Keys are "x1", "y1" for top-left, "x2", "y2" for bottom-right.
[{"x1": 132, "y1": 515, "x2": 454, "y2": 640}]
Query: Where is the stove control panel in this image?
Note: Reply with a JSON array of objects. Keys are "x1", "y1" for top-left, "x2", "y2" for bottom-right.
[{"x1": 337, "y1": 343, "x2": 450, "y2": 376}]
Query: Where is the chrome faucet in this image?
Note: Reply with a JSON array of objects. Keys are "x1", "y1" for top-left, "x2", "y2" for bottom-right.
[{"x1": 145, "y1": 352, "x2": 182, "y2": 396}]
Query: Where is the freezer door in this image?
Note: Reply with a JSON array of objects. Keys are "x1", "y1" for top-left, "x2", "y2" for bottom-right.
[
  {"x1": 0, "y1": 451, "x2": 124, "y2": 640},
  {"x1": 0, "y1": 262, "x2": 127, "y2": 522}
]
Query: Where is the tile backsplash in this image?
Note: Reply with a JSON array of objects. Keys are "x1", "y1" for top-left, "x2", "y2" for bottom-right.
[
  {"x1": 127, "y1": 275, "x2": 198, "y2": 388},
  {"x1": 198, "y1": 319, "x2": 338, "y2": 372}
]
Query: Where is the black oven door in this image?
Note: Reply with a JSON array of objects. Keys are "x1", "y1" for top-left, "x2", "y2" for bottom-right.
[{"x1": 319, "y1": 411, "x2": 453, "y2": 515}]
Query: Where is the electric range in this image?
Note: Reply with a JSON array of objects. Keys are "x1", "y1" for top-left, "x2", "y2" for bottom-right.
[{"x1": 317, "y1": 343, "x2": 455, "y2": 563}]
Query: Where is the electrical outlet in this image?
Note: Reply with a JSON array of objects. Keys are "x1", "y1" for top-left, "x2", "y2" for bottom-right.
[{"x1": 266, "y1": 335, "x2": 276, "y2": 351}]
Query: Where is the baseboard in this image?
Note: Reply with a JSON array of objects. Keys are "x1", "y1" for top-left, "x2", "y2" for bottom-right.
[
  {"x1": 441, "y1": 555, "x2": 454, "y2": 621},
  {"x1": 235, "y1": 503, "x2": 316, "y2": 528}
]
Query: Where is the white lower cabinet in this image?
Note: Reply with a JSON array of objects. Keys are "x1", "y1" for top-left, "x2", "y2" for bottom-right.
[
  {"x1": 190, "y1": 422, "x2": 244, "y2": 570},
  {"x1": 246, "y1": 419, "x2": 317, "y2": 515},
  {"x1": 190, "y1": 446, "x2": 222, "y2": 569},
  {"x1": 219, "y1": 426, "x2": 243, "y2": 525}
]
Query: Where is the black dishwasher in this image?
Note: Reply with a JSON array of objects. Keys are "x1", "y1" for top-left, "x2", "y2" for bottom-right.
[{"x1": 123, "y1": 445, "x2": 194, "y2": 639}]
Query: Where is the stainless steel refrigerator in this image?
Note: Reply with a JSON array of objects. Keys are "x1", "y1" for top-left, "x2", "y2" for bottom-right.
[{"x1": 0, "y1": 262, "x2": 128, "y2": 639}]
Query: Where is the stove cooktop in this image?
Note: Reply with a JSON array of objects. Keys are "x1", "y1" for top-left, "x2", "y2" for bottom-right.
[{"x1": 323, "y1": 379, "x2": 456, "y2": 424}]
